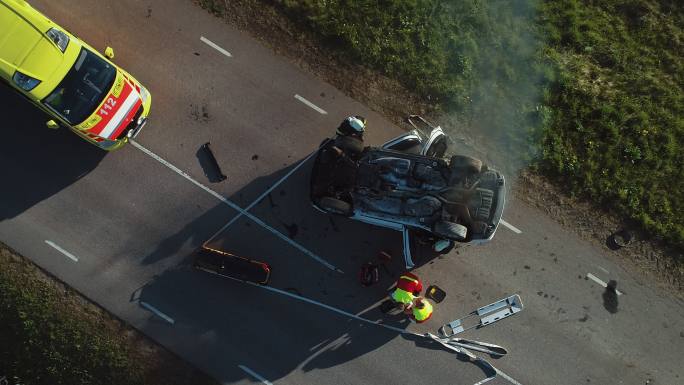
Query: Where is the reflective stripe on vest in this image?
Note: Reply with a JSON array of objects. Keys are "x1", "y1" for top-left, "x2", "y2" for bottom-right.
[
  {"x1": 391, "y1": 288, "x2": 414, "y2": 304},
  {"x1": 413, "y1": 301, "x2": 433, "y2": 322},
  {"x1": 400, "y1": 275, "x2": 418, "y2": 284}
]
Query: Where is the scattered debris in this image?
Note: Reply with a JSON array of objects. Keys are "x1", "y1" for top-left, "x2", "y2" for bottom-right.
[
  {"x1": 199, "y1": 142, "x2": 227, "y2": 182},
  {"x1": 607, "y1": 229, "x2": 633, "y2": 250},
  {"x1": 602, "y1": 280, "x2": 619, "y2": 314}
]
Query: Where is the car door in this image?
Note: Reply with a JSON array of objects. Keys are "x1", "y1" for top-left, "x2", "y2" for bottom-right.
[
  {"x1": 382, "y1": 115, "x2": 448, "y2": 158},
  {"x1": 421, "y1": 126, "x2": 447, "y2": 158},
  {"x1": 405, "y1": 115, "x2": 448, "y2": 158},
  {"x1": 381, "y1": 130, "x2": 424, "y2": 154}
]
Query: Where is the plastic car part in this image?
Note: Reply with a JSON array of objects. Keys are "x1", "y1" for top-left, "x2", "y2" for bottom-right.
[
  {"x1": 193, "y1": 246, "x2": 271, "y2": 285},
  {"x1": 201, "y1": 142, "x2": 227, "y2": 182},
  {"x1": 433, "y1": 239, "x2": 454, "y2": 254},
  {"x1": 402, "y1": 226, "x2": 415, "y2": 269},
  {"x1": 318, "y1": 197, "x2": 353, "y2": 216},
  {"x1": 433, "y1": 221, "x2": 468, "y2": 241},
  {"x1": 334, "y1": 135, "x2": 364, "y2": 155}
]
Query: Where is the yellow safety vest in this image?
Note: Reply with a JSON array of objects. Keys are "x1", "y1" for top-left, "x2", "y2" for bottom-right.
[
  {"x1": 391, "y1": 288, "x2": 415, "y2": 304},
  {"x1": 413, "y1": 301, "x2": 434, "y2": 322}
]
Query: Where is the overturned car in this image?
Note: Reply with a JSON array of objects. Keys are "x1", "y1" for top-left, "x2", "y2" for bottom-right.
[{"x1": 310, "y1": 116, "x2": 506, "y2": 268}]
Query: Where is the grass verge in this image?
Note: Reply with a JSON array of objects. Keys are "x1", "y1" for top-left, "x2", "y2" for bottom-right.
[
  {"x1": 197, "y1": 0, "x2": 683, "y2": 255},
  {"x1": 0, "y1": 244, "x2": 218, "y2": 385}
]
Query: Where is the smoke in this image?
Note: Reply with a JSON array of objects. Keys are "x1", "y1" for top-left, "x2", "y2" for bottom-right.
[{"x1": 436, "y1": 0, "x2": 546, "y2": 183}]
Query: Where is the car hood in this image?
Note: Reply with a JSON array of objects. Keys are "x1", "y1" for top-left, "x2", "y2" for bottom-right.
[{"x1": 76, "y1": 70, "x2": 143, "y2": 140}]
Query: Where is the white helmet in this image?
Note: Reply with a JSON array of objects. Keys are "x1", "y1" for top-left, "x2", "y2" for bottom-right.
[{"x1": 347, "y1": 116, "x2": 366, "y2": 132}]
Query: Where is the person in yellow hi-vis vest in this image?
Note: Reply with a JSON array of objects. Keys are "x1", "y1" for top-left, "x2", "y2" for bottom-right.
[{"x1": 408, "y1": 297, "x2": 433, "y2": 323}]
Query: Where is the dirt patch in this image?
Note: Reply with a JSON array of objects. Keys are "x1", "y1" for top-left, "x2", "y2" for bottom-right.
[
  {"x1": 0, "y1": 244, "x2": 219, "y2": 385},
  {"x1": 192, "y1": 0, "x2": 683, "y2": 299}
]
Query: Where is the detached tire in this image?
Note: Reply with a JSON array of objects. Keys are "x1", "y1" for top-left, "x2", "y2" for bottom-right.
[
  {"x1": 318, "y1": 197, "x2": 353, "y2": 216},
  {"x1": 335, "y1": 135, "x2": 364, "y2": 156},
  {"x1": 433, "y1": 221, "x2": 468, "y2": 241},
  {"x1": 450, "y1": 155, "x2": 482, "y2": 175}
]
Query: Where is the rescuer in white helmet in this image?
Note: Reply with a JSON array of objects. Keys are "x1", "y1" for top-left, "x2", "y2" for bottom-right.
[{"x1": 336, "y1": 115, "x2": 366, "y2": 139}]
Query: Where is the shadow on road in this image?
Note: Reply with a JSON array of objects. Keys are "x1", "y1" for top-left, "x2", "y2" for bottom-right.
[
  {"x1": 0, "y1": 86, "x2": 106, "y2": 220},
  {"x1": 132, "y1": 152, "x2": 479, "y2": 383}
]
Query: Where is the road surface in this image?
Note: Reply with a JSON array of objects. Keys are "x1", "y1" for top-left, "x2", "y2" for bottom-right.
[{"x1": 0, "y1": 1, "x2": 682, "y2": 384}]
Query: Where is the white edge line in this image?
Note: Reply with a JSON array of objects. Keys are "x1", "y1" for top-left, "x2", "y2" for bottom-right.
[
  {"x1": 238, "y1": 365, "x2": 273, "y2": 385},
  {"x1": 130, "y1": 140, "x2": 340, "y2": 273},
  {"x1": 294, "y1": 94, "x2": 327, "y2": 114},
  {"x1": 496, "y1": 369, "x2": 524, "y2": 385},
  {"x1": 200, "y1": 36, "x2": 232, "y2": 58},
  {"x1": 586, "y1": 273, "x2": 623, "y2": 295},
  {"x1": 500, "y1": 219, "x2": 522, "y2": 234},
  {"x1": 45, "y1": 240, "x2": 79, "y2": 262},
  {"x1": 208, "y1": 144, "x2": 324, "y2": 239},
  {"x1": 140, "y1": 301, "x2": 175, "y2": 324}
]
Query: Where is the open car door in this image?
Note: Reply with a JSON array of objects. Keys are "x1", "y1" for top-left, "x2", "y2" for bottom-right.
[
  {"x1": 381, "y1": 115, "x2": 448, "y2": 158},
  {"x1": 408, "y1": 115, "x2": 448, "y2": 158}
]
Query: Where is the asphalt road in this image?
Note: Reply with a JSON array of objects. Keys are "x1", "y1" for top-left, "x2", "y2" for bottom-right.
[{"x1": 1, "y1": 1, "x2": 683, "y2": 384}]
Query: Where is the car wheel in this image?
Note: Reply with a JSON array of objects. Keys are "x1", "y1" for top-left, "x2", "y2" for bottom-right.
[
  {"x1": 318, "y1": 197, "x2": 353, "y2": 216},
  {"x1": 334, "y1": 135, "x2": 364, "y2": 156},
  {"x1": 433, "y1": 221, "x2": 468, "y2": 241},
  {"x1": 450, "y1": 155, "x2": 482, "y2": 175}
]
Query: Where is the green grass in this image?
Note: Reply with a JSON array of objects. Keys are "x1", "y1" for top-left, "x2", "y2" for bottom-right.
[
  {"x1": 264, "y1": 0, "x2": 683, "y2": 250},
  {"x1": 0, "y1": 250, "x2": 144, "y2": 385},
  {"x1": 539, "y1": 0, "x2": 684, "y2": 249}
]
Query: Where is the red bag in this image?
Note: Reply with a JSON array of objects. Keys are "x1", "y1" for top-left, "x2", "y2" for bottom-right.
[{"x1": 358, "y1": 263, "x2": 380, "y2": 286}]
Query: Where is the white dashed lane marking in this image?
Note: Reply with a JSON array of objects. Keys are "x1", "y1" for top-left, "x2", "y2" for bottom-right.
[
  {"x1": 586, "y1": 273, "x2": 623, "y2": 295},
  {"x1": 130, "y1": 140, "x2": 341, "y2": 273},
  {"x1": 200, "y1": 36, "x2": 233, "y2": 58},
  {"x1": 45, "y1": 240, "x2": 79, "y2": 262},
  {"x1": 500, "y1": 219, "x2": 522, "y2": 234},
  {"x1": 140, "y1": 301, "x2": 176, "y2": 324},
  {"x1": 238, "y1": 365, "x2": 273, "y2": 385},
  {"x1": 294, "y1": 94, "x2": 327, "y2": 114}
]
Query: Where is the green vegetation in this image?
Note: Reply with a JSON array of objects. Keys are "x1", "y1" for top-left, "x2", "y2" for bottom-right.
[
  {"x1": 266, "y1": 0, "x2": 683, "y2": 250},
  {"x1": 0, "y1": 249, "x2": 145, "y2": 385},
  {"x1": 0, "y1": 246, "x2": 218, "y2": 385},
  {"x1": 539, "y1": 1, "x2": 683, "y2": 249}
]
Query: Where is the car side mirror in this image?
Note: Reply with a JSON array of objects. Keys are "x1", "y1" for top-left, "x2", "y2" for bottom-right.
[
  {"x1": 104, "y1": 47, "x2": 115, "y2": 59},
  {"x1": 46, "y1": 120, "x2": 59, "y2": 129}
]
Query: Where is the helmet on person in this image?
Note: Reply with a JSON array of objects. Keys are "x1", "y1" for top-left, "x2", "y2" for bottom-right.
[
  {"x1": 346, "y1": 116, "x2": 366, "y2": 133},
  {"x1": 336, "y1": 115, "x2": 366, "y2": 137}
]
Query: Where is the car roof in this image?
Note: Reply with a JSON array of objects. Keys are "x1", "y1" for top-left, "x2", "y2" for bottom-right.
[{"x1": 0, "y1": 0, "x2": 80, "y2": 98}]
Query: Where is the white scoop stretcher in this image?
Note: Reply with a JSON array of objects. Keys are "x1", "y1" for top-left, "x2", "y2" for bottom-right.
[{"x1": 439, "y1": 294, "x2": 524, "y2": 338}]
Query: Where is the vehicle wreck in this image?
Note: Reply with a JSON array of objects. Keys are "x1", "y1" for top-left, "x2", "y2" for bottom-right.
[{"x1": 310, "y1": 116, "x2": 506, "y2": 268}]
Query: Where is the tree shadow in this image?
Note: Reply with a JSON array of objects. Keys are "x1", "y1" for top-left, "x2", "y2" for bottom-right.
[{"x1": 0, "y1": 86, "x2": 106, "y2": 221}]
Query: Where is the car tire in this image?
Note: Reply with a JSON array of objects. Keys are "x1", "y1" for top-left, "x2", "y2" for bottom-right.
[
  {"x1": 335, "y1": 135, "x2": 364, "y2": 156},
  {"x1": 318, "y1": 197, "x2": 353, "y2": 216},
  {"x1": 450, "y1": 155, "x2": 482, "y2": 174},
  {"x1": 433, "y1": 221, "x2": 468, "y2": 241}
]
